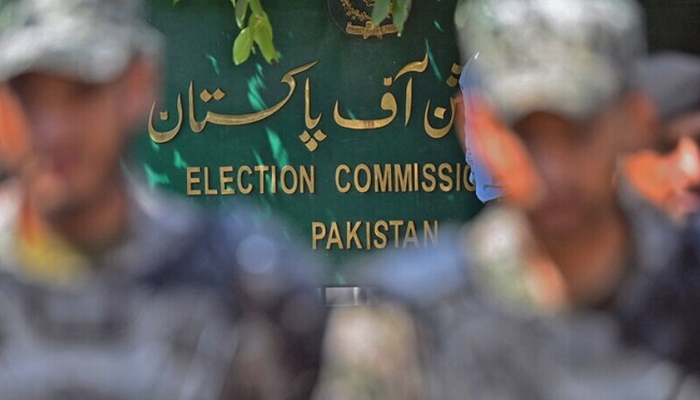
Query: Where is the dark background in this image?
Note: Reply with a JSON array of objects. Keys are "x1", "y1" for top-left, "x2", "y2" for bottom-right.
[{"x1": 642, "y1": 0, "x2": 700, "y2": 53}]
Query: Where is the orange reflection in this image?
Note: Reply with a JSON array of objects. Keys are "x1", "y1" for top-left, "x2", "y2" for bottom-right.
[
  {"x1": 623, "y1": 137, "x2": 700, "y2": 220},
  {"x1": 0, "y1": 84, "x2": 29, "y2": 176},
  {"x1": 466, "y1": 95, "x2": 543, "y2": 208}
]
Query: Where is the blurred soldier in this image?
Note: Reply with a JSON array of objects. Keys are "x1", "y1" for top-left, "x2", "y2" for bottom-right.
[
  {"x1": 316, "y1": 0, "x2": 700, "y2": 399},
  {"x1": 623, "y1": 52, "x2": 700, "y2": 222},
  {"x1": 622, "y1": 53, "x2": 700, "y2": 375},
  {"x1": 0, "y1": 0, "x2": 325, "y2": 399}
]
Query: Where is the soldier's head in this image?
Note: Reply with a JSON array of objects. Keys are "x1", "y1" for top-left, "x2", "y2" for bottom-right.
[
  {"x1": 456, "y1": 0, "x2": 652, "y2": 238},
  {"x1": 624, "y1": 52, "x2": 700, "y2": 221},
  {"x1": 0, "y1": 0, "x2": 160, "y2": 217}
]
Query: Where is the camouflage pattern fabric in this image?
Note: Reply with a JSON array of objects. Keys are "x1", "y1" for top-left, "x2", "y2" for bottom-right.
[
  {"x1": 318, "y1": 185, "x2": 700, "y2": 400},
  {"x1": 0, "y1": 182, "x2": 326, "y2": 400}
]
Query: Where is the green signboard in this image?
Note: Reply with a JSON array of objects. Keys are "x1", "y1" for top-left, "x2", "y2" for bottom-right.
[{"x1": 134, "y1": 0, "x2": 483, "y2": 283}]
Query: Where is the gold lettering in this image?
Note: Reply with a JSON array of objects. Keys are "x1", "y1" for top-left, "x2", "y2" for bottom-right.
[
  {"x1": 220, "y1": 166, "x2": 235, "y2": 195},
  {"x1": 312, "y1": 222, "x2": 327, "y2": 250},
  {"x1": 438, "y1": 163, "x2": 454, "y2": 192},
  {"x1": 463, "y1": 164, "x2": 475, "y2": 191},
  {"x1": 456, "y1": 162, "x2": 462, "y2": 191},
  {"x1": 238, "y1": 166, "x2": 253, "y2": 194},
  {"x1": 326, "y1": 222, "x2": 344, "y2": 250},
  {"x1": 424, "y1": 220, "x2": 438, "y2": 246},
  {"x1": 373, "y1": 220, "x2": 389, "y2": 249},
  {"x1": 421, "y1": 163, "x2": 437, "y2": 192},
  {"x1": 300, "y1": 165, "x2": 315, "y2": 193},
  {"x1": 346, "y1": 221, "x2": 363, "y2": 249},
  {"x1": 403, "y1": 221, "x2": 419, "y2": 248},
  {"x1": 394, "y1": 164, "x2": 413, "y2": 192},
  {"x1": 254, "y1": 165, "x2": 269, "y2": 194},
  {"x1": 311, "y1": 219, "x2": 441, "y2": 252},
  {"x1": 389, "y1": 220, "x2": 404, "y2": 248},
  {"x1": 413, "y1": 163, "x2": 419, "y2": 191},
  {"x1": 373, "y1": 164, "x2": 391, "y2": 192},
  {"x1": 281, "y1": 166, "x2": 299, "y2": 194},
  {"x1": 204, "y1": 167, "x2": 218, "y2": 195},
  {"x1": 404, "y1": 77, "x2": 413, "y2": 126},
  {"x1": 366, "y1": 221, "x2": 372, "y2": 250},
  {"x1": 354, "y1": 164, "x2": 372, "y2": 193},
  {"x1": 271, "y1": 165, "x2": 277, "y2": 194},
  {"x1": 335, "y1": 164, "x2": 351, "y2": 193},
  {"x1": 187, "y1": 167, "x2": 201, "y2": 196}
]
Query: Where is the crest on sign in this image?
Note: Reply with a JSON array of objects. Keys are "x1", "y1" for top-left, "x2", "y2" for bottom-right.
[{"x1": 328, "y1": 0, "x2": 398, "y2": 39}]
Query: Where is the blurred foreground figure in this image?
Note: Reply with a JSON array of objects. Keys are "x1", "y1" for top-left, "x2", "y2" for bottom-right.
[
  {"x1": 317, "y1": 0, "x2": 700, "y2": 399},
  {"x1": 623, "y1": 53, "x2": 700, "y2": 375},
  {"x1": 623, "y1": 52, "x2": 700, "y2": 222},
  {"x1": 0, "y1": 1, "x2": 325, "y2": 399}
]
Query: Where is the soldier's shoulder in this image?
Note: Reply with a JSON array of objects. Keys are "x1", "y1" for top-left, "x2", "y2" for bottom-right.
[
  {"x1": 357, "y1": 224, "x2": 473, "y2": 309},
  {"x1": 361, "y1": 206, "x2": 534, "y2": 310}
]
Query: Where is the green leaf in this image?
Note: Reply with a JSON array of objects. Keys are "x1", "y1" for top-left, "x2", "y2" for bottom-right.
[
  {"x1": 371, "y1": 0, "x2": 392, "y2": 25},
  {"x1": 392, "y1": 0, "x2": 411, "y2": 34},
  {"x1": 173, "y1": 0, "x2": 182, "y2": 5},
  {"x1": 253, "y1": 13, "x2": 278, "y2": 63},
  {"x1": 249, "y1": 0, "x2": 264, "y2": 15},
  {"x1": 233, "y1": 27, "x2": 253, "y2": 65},
  {"x1": 254, "y1": 12, "x2": 274, "y2": 41},
  {"x1": 235, "y1": 0, "x2": 249, "y2": 29}
]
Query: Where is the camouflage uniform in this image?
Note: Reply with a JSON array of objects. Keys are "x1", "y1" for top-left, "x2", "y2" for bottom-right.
[
  {"x1": 624, "y1": 210, "x2": 700, "y2": 377},
  {"x1": 317, "y1": 0, "x2": 700, "y2": 398},
  {"x1": 0, "y1": 1, "x2": 326, "y2": 399},
  {"x1": 0, "y1": 183, "x2": 325, "y2": 400},
  {"x1": 617, "y1": 52, "x2": 700, "y2": 372},
  {"x1": 316, "y1": 186, "x2": 700, "y2": 400}
]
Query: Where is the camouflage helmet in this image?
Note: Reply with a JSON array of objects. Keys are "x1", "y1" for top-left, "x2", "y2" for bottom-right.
[
  {"x1": 0, "y1": 0, "x2": 162, "y2": 83},
  {"x1": 455, "y1": 0, "x2": 646, "y2": 124}
]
